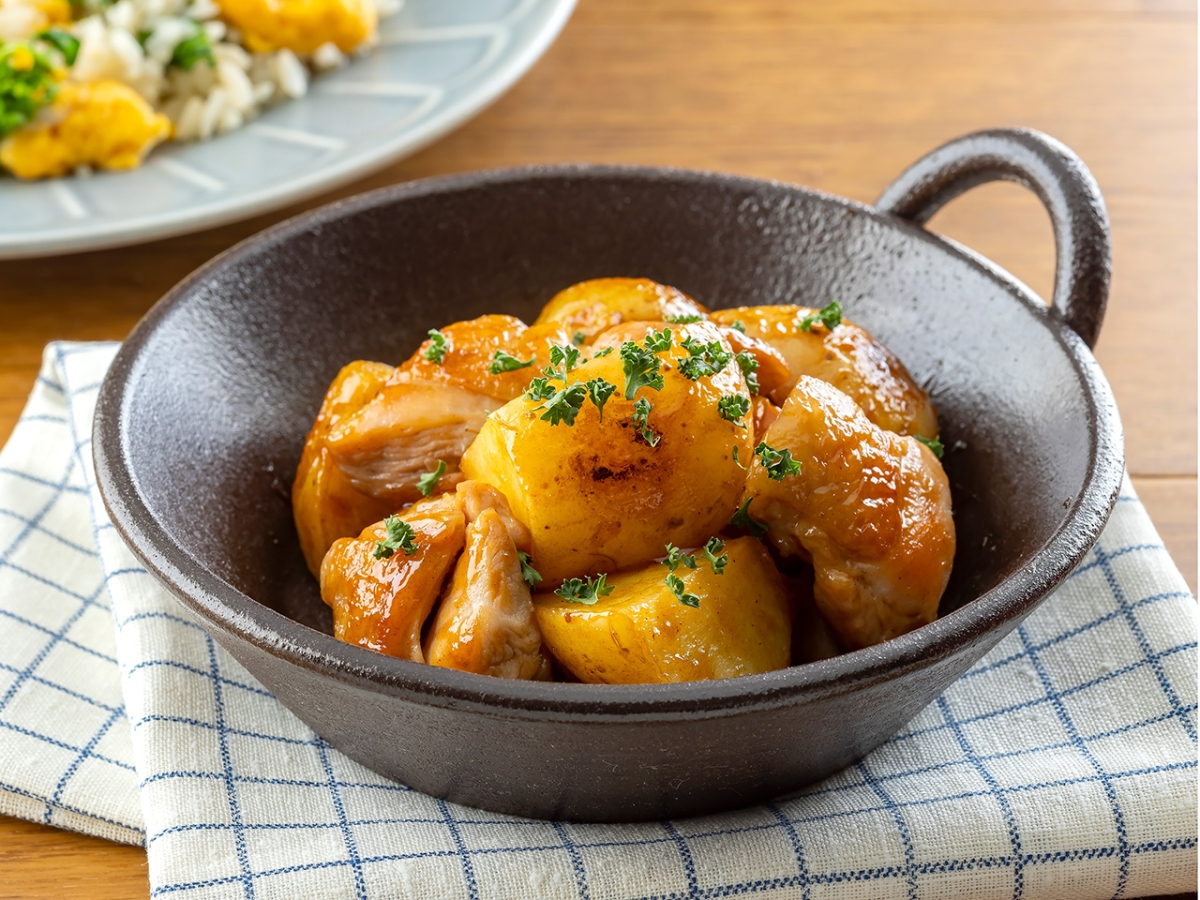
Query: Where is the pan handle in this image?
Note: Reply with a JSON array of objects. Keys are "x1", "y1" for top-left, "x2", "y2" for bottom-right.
[{"x1": 875, "y1": 128, "x2": 1111, "y2": 349}]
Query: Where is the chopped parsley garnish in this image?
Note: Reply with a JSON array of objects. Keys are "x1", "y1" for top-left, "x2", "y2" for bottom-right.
[
  {"x1": 489, "y1": 350, "x2": 534, "y2": 374},
  {"x1": 643, "y1": 327, "x2": 673, "y2": 353},
  {"x1": 755, "y1": 441, "x2": 802, "y2": 480},
  {"x1": 591, "y1": 347, "x2": 613, "y2": 359},
  {"x1": 702, "y1": 537, "x2": 728, "y2": 575},
  {"x1": 662, "y1": 543, "x2": 699, "y2": 572},
  {"x1": 35, "y1": 28, "x2": 79, "y2": 66},
  {"x1": 525, "y1": 376, "x2": 556, "y2": 401},
  {"x1": 372, "y1": 515, "x2": 419, "y2": 559},
  {"x1": 678, "y1": 337, "x2": 734, "y2": 381},
  {"x1": 422, "y1": 328, "x2": 450, "y2": 363},
  {"x1": 518, "y1": 551, "x2": 542, "y2": 587},
  {"x1": 619, "y1": 341, "x2": 664, "y2": 399},
  {"x1": 416, "y1": 460, "x2": 446, "y2": 497},
  {"x1": 168, "y1": 29, "x2": 215, "y2": 70},
  {"x1": 665, "y1": 573, "x2": 700, "y2": 608},
  {"x1": 735, "y1": 350, "x2": 760, "y2": 394},
  {"x1": 732, "y1": 445, "x2": 749, "y2": 470},
  {"x1": 730, "y1": 498, "x2": 769, "y2": 538},
  {"x1": 538, "y1": 382, "x2": 588, "y2": 426},
  {"x1": 555, "y1": 573, "x2": 614, "y2": 604},
  {"x1": 0, "y1": 40, "x2": 59, "y2": 139},
  {"x1": 585, "y1": 377, "x2": 616, "y2": 421},
  {"x1": 798, "y1": 300, "x2": 843, "y2": 333},
  {"x1": 915, "y1": 434, "x2": 945, "y2": 459},
  {"x1": 572, "y1": 331, "x2": 587, "y2": 347},
  {"x1": 632, "y1": 396, "x2": 659, "y2": 446},
  {"x1": 665, "y1": 313, "x2": 704, "y2": 324},
  {"x1": 718, "y1": 393, "x2": 751, "y2": 425},
  {"x1": 549, "y1": 343, "x2": 582, "y2": 374},
  {"x1": 730, "y1": 320, "x2": 747, "y2": 334}
]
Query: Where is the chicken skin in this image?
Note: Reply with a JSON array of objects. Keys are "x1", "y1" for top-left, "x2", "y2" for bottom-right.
[
  {"x1": 424, "y1": 507, "x2": 549, "y2": 680},
  {"x1": 533, "y1": 277, "x2": 709, "y2": 345},
  {"x1": 710, "y1": 305, "x2": 938, "y2": 439},
  {"x1": 320, "y1": 493, "x2": 466, "y2": 661},
  {"x1": 743, "y1": 376, "x2": 954, "y2": 650},
  {"x1": 292, "y1": 360, "x2": 396, "y2": 575}
]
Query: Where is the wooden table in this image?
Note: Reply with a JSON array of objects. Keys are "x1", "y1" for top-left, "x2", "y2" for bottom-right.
[{"x1": 0, "y1": 1, "x2": 1194, "y2": 896}]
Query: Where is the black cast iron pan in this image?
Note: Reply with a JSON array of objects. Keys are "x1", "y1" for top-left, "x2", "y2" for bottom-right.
[{"x1": 93, "y1": 128, "x2": 1123, "y2": 821}]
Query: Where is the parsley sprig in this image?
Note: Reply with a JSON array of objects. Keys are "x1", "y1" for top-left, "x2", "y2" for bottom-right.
[
  {"x1": 678, "y1": 337, "x2": 734, "y2": 381},
  {"x1": 586, "y1": 377, "x2": 616, "y2": 421},
  {"x1": 632, "y1": 396, "x2": 659, "y2": 446},
  {"x1": 915, "y1": 434, "x2": 945, "y2": 459},
  {"x1": 422, "y1": 329, "x2": 450, "y2": 363},
  {"x1": 730, "y1": 320, "x2": 747, "y2": 334},
  {"x1": 554, "y1": 573, "x2": 614, "y2": 605},
  {"x1": 662, "y1": 543, "x2": 699, "y2": 572},
  {"x1": 489, "y1": 350, "x2": 534, "y2": 374},
  {"x1": 665, "y1": 313, "x2": 703, "y2": 324},
  {"x1": 735, "y1": 350, "x2": 760, "y2": 394},
  {"x1": 571, "y1": 331, "x2": 587, "y2": 347},
  {"x1": 416, "y1": 460, "x2": 446, "y2": 498},
  {"x1": 0, "y1": 40, "x2": 59, "y2": 139},
  {"x1": 701, "y1": 537, "x2": 728, "y2": 574},
  {"x1": 665, "y1": 573, "x2": 700, "y2": 608},
  {"x1": 619, "y1": 341, "x2": 664, "y2": 399},
  {"x1": 169, "y1": 29, "x2": 215, "y2": 70},
  {"x1": 517, "y1": 551, "x2": 542, "y2": 587},
  {"x1": 718, "y1": 393, "x2": 750, "y2": 425},
  {"x1": 730, "y1": 498, "x2": 769, "y2": 538},
  {"x1": 372, "y1": 515, "x2": 419, "y2": 559},
  {"x1": 755, "y1": 441, "x2": 802, "y2": 480},
  {"x1": 798, "y1": 301, "x2": 843, "y2": 333},
  {"x1": 538, "y1": 382, "x2": 589, "y2": 426},
  {"x1": 35, "y1": 28, "x2": 80, "y2": 66}
]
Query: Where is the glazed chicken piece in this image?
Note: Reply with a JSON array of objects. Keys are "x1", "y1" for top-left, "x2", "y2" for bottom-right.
[
  {"x1": 214, "y1": 0, "x2": 376, "y2": 54},
  {"x1": 395, "y1": 315, "x2": 573, "y2": 402},
  {"x1": 709, "y1": 305, "x2": 938, "y2": 439},
  {"x1": 424, "y1": 507, "x2": 550, "y2": 680},
  {"x1": 324, "y1": 381, "x2": 501, "y2": 504},
  {"x1": 293, "y1": 360, "x2": 396, "y2": 575},
  {"x1": 455, "y1": 480, "x2": 532, "y2": 552},
  {"x1": 462, "y1": 320, "x2": 756, "y2": 583},
  {"x1": 533, "y1": 277, "x2": 709, "y2": 345},
  {"x1": 0, "y1": 80, "x2": 171, "y2": 180},
  {"x1": 743, "y1": 376, "x2": 954, "y2": 650},
  {"x1": 320, "y1": 493, "x2": 466, "y2": 661}
]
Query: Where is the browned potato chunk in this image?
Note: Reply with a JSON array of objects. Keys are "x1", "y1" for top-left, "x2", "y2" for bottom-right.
[
  {"x1": 533, "y1": 537, "x2": 792, "y2": 683},
  {"x1": 292, "y1": 360, "x2": 396, "y2": 574},
  {"x1": 396, "y1": 315, "x2": 573, "y2": 401},
  {"x1": 424, "y1": 508, "x2": 549, "y2": 680},
  {"x1": 460, "y1": 321, "x2": 755, "y2": 583},
  {"x1": 533, "y1": 277, "x2": 708, "y2": 345},
  {"x1": 709, "y1": 305, "x2": 938, "y2": 439},
  {"x1": 320, "y1": 494, "x2": 466, "y2": 661}
]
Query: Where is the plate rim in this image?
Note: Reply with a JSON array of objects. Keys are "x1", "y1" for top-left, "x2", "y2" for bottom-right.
[{"x1": 0, "y1": 0, "x2": 577, "y2": 259}]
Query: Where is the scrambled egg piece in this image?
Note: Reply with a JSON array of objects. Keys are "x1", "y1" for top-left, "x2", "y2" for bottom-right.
[
  {"x1": 0, "y1": 80, "x2": 171, "y2": 179},
  {"x1": 216, "y1": 0, "x2": 376, "y2": 55}
]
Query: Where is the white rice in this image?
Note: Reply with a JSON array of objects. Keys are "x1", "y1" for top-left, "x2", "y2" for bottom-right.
[{"x1": 0, "y1": 0, "x2": 400, "y2": 147}]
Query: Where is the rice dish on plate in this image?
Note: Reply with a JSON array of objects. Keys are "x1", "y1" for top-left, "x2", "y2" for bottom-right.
[{"x1": 0, "y1": 0, "x2": 399, "y2": 178}]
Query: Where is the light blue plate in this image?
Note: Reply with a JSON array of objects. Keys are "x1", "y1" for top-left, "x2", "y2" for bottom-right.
[{"x1": 0, "y1": 0, "x2": 575, "y2": 258}]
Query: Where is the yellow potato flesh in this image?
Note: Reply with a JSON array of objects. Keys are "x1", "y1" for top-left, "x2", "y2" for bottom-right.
[
  {"x1": 460, "y1": 322, "x2": 754, "y2": 583},
  {"x1": 533, "y1": 537, "x2": 792, "y2": 683}
]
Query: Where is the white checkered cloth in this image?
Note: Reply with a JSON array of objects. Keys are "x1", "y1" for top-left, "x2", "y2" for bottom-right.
[{"x1": 0, "y1": 342, "x2": 1195, "y2": 899}]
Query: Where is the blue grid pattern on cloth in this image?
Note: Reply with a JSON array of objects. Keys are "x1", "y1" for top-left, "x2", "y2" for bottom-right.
[
  {"x1": 0, "y1": 342, "x2": 142, "y2": 844},
  {"x1": 4, "y1": 342, "x2": 1196, "y2": 899}
]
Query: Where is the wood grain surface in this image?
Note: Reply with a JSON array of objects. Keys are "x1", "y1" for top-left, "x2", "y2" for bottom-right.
[{"x1": 0, "y1": 0, "x2": 1194, "y2": 896}]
